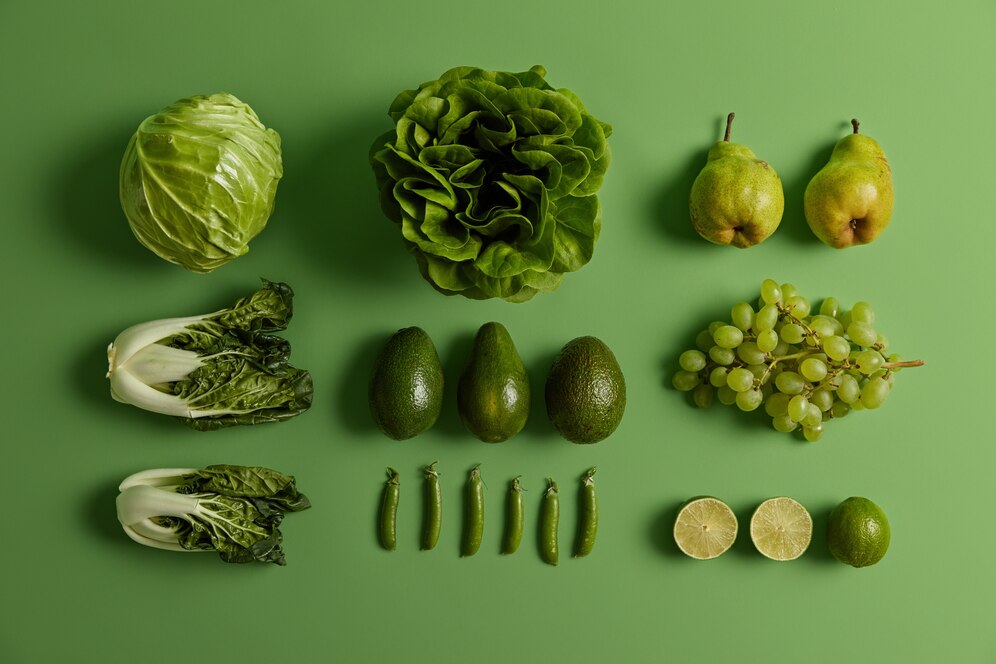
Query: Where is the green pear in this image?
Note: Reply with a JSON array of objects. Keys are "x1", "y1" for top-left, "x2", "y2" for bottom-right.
[
  {"x1": 804, "y1": 119, "x2": 894, "y2": 248},
  {"x1": 689, "y1": 113, "x2": 784, "y2": 248}
]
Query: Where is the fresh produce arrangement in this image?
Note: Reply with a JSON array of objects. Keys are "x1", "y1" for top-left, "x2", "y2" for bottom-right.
[
  {"x1": 378, "y1": 465, "x2": 598, "y2": 564},
  {"x1": 369, "y1": 65, "x2": 612, "y2": 302},
  {"x1": 672, "y1": 495, "x2": 889, "y2": 566},
  {"x1": 369, "y1": 325, "x2": 626, "y2": 444},
  {"x1": 115, "y1": 465, "x2": 311, "y2": 565},
  {"x1": 120, "y1": 93, "x2": 283, "y2": 272},
  {"x1": 106, "y1": 280, "x2": 312, "y2": 429},
  {"x1": 671, "y1": 278, "x2": 923, "y2": 441},
  {"x1": 689, "y1": 113, "x2": 784, "y2": 248},
  {"x1": 805, "y1": 120, "x2": 894, "y2": 248}
]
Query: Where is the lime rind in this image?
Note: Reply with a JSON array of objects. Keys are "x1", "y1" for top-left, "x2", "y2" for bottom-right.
[
  {"x1": 749, "y1": 496, "x2": 813, "y2": 561},
  {"x1": 673, "y1": 497, "x2": 738, "y2": 560}
]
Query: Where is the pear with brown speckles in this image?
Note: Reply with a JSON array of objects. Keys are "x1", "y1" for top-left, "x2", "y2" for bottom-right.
[
  {"x1": 804, "y1": 119, "x2": 894, "y2": 248},
  {"x1": 689, "y1": 113, "x2": 784, "y2": 248}
]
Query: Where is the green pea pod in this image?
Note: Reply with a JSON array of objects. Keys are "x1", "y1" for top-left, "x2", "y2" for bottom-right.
[
  {"x1": 574, "y1": 467, "x2": 598, "y2": 558},
  {"x1": 502, "y1": 477, "x2": 524, "y2": 555},
  {"x1": 540, "y1": 478, "x2": 559, "y2": 565},
  {"x1": 421, "y1": 462, "x2": 441, "y2": 551},
  {"x1": 462, "y1": 465, "x2": 484, "y2": 557},
  {"x1": 379, "y1": 467, "x2": 400, "y2": 551}
]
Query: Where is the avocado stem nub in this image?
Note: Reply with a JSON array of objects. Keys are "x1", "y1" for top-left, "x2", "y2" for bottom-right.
[
  {"x1": 724, "y1": 112, "x2": 735, "y2": 142},
  {"x1": 851, "y1": 118, "x2": 860, "y2": 134}
]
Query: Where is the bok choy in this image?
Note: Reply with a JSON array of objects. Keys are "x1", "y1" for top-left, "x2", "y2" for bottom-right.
[
  {"x1": 116, "y1": 465, "x2": 312, "y2": 565},
  {"x1": 106, "y1": 280, "x2": 312, "y2": 430}
]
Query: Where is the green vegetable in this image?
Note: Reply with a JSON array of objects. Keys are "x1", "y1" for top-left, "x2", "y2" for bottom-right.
[
  {"x1": 540, "y1": 478, "x2": 560, "y2": 566},
  {"x1": 461, "y1": 465, "x2": 484, "y2": 557},
  {"x1": 120, "y1": 93, "x2": 283, "y2": 273},
  {"x1": 370, "y1": 65, "x2": 612, "y2": 302},
  {"x1": 502, "y1": 476, "x2": 524, "y2": 555},
  {"x1": 106, "y1": 280, "x2": 312, "y2": 430},
  {"x1": 368, "y1": 327, "x2": 445, "y2": 439},
  {"x1": 115, "y1": 465, "x2": 311, "y2": 565},
  {"x1": 574, "y1": 468, "x2": 598, "y2": 558},
  {"x1": 421, "y1": 462, "x2": 441, "y2": 551},
  {"x1": 379, "y1": 468, "x2": 401, "y2": 551}
]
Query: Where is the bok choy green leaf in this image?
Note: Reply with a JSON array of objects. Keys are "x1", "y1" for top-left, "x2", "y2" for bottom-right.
[
  {"x1": 116, "y1": 465, "x2": 312, "y2": 565},
  {"x1": 106, "y1": 280, "x2": 312, "y2": 430}
]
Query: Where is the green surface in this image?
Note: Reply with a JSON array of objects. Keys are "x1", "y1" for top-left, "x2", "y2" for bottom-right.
[{"x1": 1, "y1": 1, "x2": 993, "y2": 662}]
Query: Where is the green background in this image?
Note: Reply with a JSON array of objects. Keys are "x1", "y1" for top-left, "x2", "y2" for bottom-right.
[{"x1": 2, "y1": 1, "x2": 993, "y2": 661}]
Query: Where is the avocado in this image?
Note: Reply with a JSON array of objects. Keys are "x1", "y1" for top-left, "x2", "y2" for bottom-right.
[
  {"x1": 369, "y1": 327, "x2": 444, "y2": 440},
  {"x1": 545, "y1": 336, "x2": 626, "y2": 444},
  {"x1": 458, "y1": 322, "x2": 530, "y2": 442}
]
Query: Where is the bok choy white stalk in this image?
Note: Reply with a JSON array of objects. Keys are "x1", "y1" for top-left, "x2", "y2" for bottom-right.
[
  {"x1": 106, "y1": 280, "x2": 312, "y2": 430},
  {"x1": 116, "y1": 465, "x2": 312, "y2": 565}
]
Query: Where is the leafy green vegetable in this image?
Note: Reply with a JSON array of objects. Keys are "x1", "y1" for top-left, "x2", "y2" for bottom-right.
[
  {"x1": 106, "y1": 280, "x2": 312, "y2": 429},
  {"x1": 119, "y1": 93, "x2": 283, "y2": 273},
  {"x1": 370, "y1": 65, "x2": 612, "y2": 302},
  {"x1": 115, "y1": 465, "x2": 311, "y2": 565}
]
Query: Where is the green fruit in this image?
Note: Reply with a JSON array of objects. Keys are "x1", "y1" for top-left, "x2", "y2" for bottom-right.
[
  {"x1": 689, "y1": 112, "x2": 784, "y2": 248},
  {"x1": 545, "y1": 336, "x2": 626, "y2": 444},
  {"x1": 826, "y1": 496, "x2": 891, "y2": 567},
  {"x1": 457, "y1": 322, "x2": 530, "y2": 442},
  {"x1": 368, "y1": 327, "x2": 444, "y2": 440},
  {"x1": 804, "y1": 119, "x2": 894, "y2": 248}
]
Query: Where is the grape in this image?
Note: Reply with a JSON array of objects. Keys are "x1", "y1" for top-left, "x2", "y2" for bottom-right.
[
  {"x1": 837, "y1": 374, "x2": 860, "y2": 403},
  {"x1": 755, "y1": 304, "x2": 779, "y2": 332},
  {"x1": 851, "y1": 301, "x2": 875, "y2": 325},
  {"x1": 672, "y1": 371, "x2": 700, "y2": 392},
  {"x1": 810, "y1": 388, "x2": 834, "y2": 412},
  {"x1": 731, "y1": 302, "x2": 755, "y2": 332},
  {"x1": 708, "y1": 320, "x2": 726, "y2": 334},
  {"x1": 876, "y1": 333, "x2": 889, "y2": 350},
  {"x1": 781, "y1": 283, "x2": 799, "y2": 300},
  {"x1": 772, "y1": 414, "x2": 798, "y2": 432},
  {"x1": 736, "y1": 388, "x2": 763, "y2": 412},
  {"x1": 780, "y1": 324, "x2": 805, "y2": 344},
  {"x1": 693, "y1": 384, "x2": 714, "y2": 409},
  {"x1": 765, "y1": 392, "x2": 791, "y2": 417},
  {"x1": 717, "y1": 385, "x2": 738, "y2": 405},
  {"x1": 772, "y1": 340, "x2": 790, "y2": 357},
  {"x1": 726, "y1": 367, "x2": 755, "y2": 393},
  {"x1": 855, "y1": 350, "x2": 884, "y2": 374},
  {"x1": 802, "y1": 403, "x2": 823, "y2": 427},
  {"x1": 713, "y1": 325, "x2": 744, "y2": 349},
  {"x1": 803, "y1": 424, "x2": 824, "y2": 442},
  {"x1": 709, "y1": 345, "x2": 736, "y2": 366},
  {"x1": 775, "y1": 371, "x2": 806, "y2": 395},
  {"x1": 788, "y1": 395, "x2": 810, "y2": 422},
  {"x1": 695, "y1": 329, "x2": 716, "y2": 352},
  {"x1": 785, "y1": 295, "x2": 811, "y2": 318},
  {"x1": 830, "y1": 401, "x2": 851, "y2": 419},
  {"x1": 822, "y1": 335, "x2": 851, "y2": 362},
  {"x1": 847, "y1": 322, "x2": 878, "y2": 348},
  {"x1": 760, "y1": 279, "x2": 782, "y2": 304},
  {"x1": 737, "y1": 341, "x2": 767, "y2": 365},
  {"x1": 748, "y1": 364, "x2": 769, "y2": 380},
  {"x1": 756, "y1": 329, "x2": 778, "y2": 353},
  {"x1": 710, "y1": 366, "x2": 730, "y2": 387},
  {"x1": 819, "y1": 296, "x2": 840, "y2": 318},
  {"x1": 799, "y1": 357, "x2": 827, "y2": 382},
  {"x1": 679, "y1": 349, "x2": 707, "y2": 372},
  {"x1": 861, "y1": 377, "x2": 890, "y2": 409}
]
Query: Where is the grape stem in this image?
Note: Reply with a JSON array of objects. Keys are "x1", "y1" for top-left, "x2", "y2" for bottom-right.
[
  {"x1": 755, "y1": 350, "x2": 818, "y2": 387},
  {"x1": 883, "y1": 359, "x2": 925, "y2": 369}
]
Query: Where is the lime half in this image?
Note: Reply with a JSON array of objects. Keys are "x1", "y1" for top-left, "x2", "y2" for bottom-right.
[
  {"x1": 673, "y1": 497, "x2": 738, "y2": 560},
  {"x1": 749, "y1": 497, "x2": 813, "y2": 561}
]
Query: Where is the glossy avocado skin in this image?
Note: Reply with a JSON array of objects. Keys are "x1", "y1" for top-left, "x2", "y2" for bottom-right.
[
  {"x1": 369, "y1": 327, "x2": 444, "y2": 440},
  {"x1": 545, "y1": 336, "x2": 626, "y2": 444},
  {"x1": 458, "y1": 322, "x2": 530, "y2": 443}
]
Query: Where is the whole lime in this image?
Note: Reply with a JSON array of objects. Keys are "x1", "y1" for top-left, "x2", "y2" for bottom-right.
[{"x1": 826, "y1": 496, "x2": 890, "y2": 568}]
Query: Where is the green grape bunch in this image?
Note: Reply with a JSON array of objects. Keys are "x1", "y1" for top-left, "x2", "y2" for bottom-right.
[{"x1": 671, "y1": 279, "x2": 924, "y2": 441}]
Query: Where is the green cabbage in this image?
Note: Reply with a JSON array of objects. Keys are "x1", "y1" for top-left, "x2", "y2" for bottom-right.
[
  {"x1": 119, "y1": 93, "x2": 283, "y2": 273},
  {"x1": 370, "y1": 66, "x2": 612, "y2": 302}
]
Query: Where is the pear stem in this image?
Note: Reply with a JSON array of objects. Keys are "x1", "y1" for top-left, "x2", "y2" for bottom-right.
[
  {"x1": 851, "y1": 118, "x2": 860, "y2": 134},
  {"x1": 724, "y1": 113, "x2": 735, "y2": 142}
]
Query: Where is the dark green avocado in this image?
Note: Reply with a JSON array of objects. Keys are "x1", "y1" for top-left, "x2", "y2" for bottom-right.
[
  {"x1": 369, "y1": 327, "x2": 444, "y2": 440},
  {"x1": 457, "y1": 322, "x2": 530, "y2": 443},
  {"x1": 545, "y1": 336, "x2": 626, "y2": 444}
]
